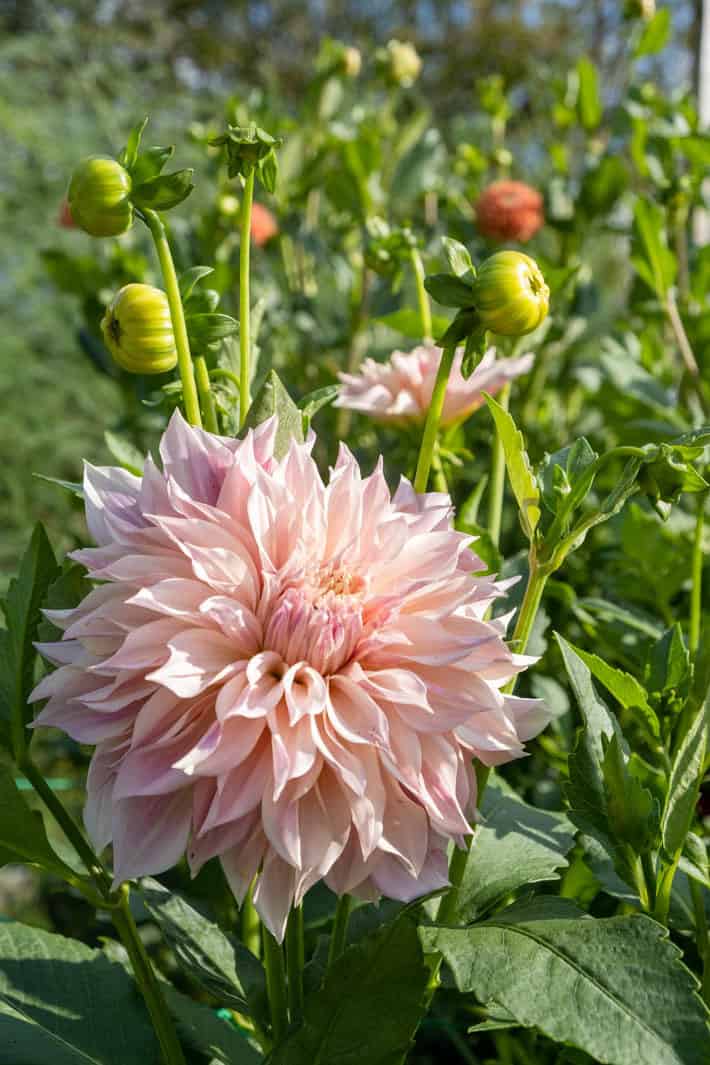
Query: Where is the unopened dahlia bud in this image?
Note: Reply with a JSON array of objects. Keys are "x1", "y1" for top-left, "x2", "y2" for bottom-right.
[
  {"x1": 68, "y1": 156, "x2": 133, "y2": 238},
  {"x1": 472, "y1": 251, "x2": 549, "y2": 336},
  {"x1": 379, "y1": 39, "x2": 422, "y2": 87},
  {"x1": 101, "y1": 284, "x2": 177, "y2": 374},
  {"x1": 475, "y1": 180, "x2": 544, "y2": 244}
]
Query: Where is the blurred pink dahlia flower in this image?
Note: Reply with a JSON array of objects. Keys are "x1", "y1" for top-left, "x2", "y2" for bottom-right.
[
  {"x1": 336, "y1": 345, "x2": 533, "y2": 427},
  {"x1": 31, "y1": 413, "x2": 549, "y2": 939}
]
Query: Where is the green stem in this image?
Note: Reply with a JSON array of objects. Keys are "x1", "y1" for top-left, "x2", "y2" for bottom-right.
[
  {"x1": 665, "y1": 292, "x2": 709, "y2": 416},
  {"x1": 20, "y1": 757, "x2": 111, "y2": 894},
  {"x1": 336, "y1": 257, "x2": 370, "y2": 440},
  {"x1": 411, "y1": 247, "x2": 432, "y2": 340},
  {"x1": 142, "y1": 209, "x2": 201, "y2": 428},
  {"x1": 641, "y1": 851, "x2": 657, "y2": 912},
  {"x1": 413, "y1": 345, "x2": 456, "y2": 493},
  {"x1": 690, "y1": 493, "x2": 706, "y2": 657},
  {"x1": 431, "y1": 448, "x2": 449, "y2": 494},
  {"x1": 327, "y1": 894, "x2": 353, "y2": 967},
  {"x1": 286, "y1": 905, "x2": 305, "y2": 1025},
  {"x1": 435, "y1": 763, "x2": 491, "y2": 926},
  {"x1": 262, "y1": 926, "x2": 289, "y2": 1044},
  {"x1": 21, "y1": 758, "x2": 185, "y2": 1065},
  {"x1": 487, "y1": 382, "x2": 510, "y2": 547},
  {"x1": 239, "y1": 167, "x2": 255, "y2": 428},
  {"x1": 630, "y1": 853, "x2": 651, "y2": 912},
  {"x1": 653, "y1": 856, "x2": 679, "y2": 926},
  {"x1": 194, "y1": 356, "x2": 218, "y2": 433},
  {"x1": 113, "y1": 886, "x2": 187, "y2": 1065},
  {"x1": 241, "y1": 879, "x2": 261, "y2": 959},
  {"x1": 505, "y1": 557, "x2": 548, "y2": 665}
]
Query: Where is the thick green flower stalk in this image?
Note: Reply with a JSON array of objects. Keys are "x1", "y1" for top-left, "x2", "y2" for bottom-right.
[{"x1": 68, "y1": 156, "x2": 133, "y2": 237}]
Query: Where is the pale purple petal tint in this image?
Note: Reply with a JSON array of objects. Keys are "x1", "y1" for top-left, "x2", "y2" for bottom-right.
[
  {"x1": 31, "y1": 412, "x2": 550, "y2": 940},
  {"x1": 335, "y1": 344, "x2": 534, "y2": 427}
]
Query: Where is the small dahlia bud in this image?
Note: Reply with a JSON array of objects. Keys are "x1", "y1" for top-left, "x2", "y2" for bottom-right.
[
  {"x1": 472, "y1": 251, "x2": 549, "y2": 336},
  {"x1": 68, "y1": 156, "x2": 133, "y2": 238},
  {"x1": 475, "y1": 180, "x2": 544, "y2": 244},
  {"x1": 101, "y1": 284, "x2": 177, "y2": 375},
  {"x1": 379, "y1": 39, "x2": 422, "y2": 87},
  {"x1": 250, "y1": 202, "x2": 279, "y2": 247}
]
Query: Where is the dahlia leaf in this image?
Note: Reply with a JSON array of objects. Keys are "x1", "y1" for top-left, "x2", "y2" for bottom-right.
[
  {"x1": 422, "y1": 898, "x2": 709, "y2": 1065},
  {"x1": 449, "y1": 774, "x2": 575, "y2": 924},
  {"x1": 483, "y1": 393, "x2": 540, "y2": 540},
  {"x1": 179, "y1": 265, "x2": 215, "y2": 302},
  {"x1": 267, "y1": 916, "x2": 429, "y2": 1065},
  {"x1": 634, "y1": 7, "x2": 671, "y2": 58},
  {"x1": 161, "y1": 986, "x2": 262, "y2": 1064},
  {"x1": 563, "y1": 642, "x2": 660, "y2": 740},
  {"x1": 141, "y1": 879, "x2": 268, "y2": 1027},
  {"x1": 103, "y1": 431, "x2": 144, "y2": 476},
  {"x1": 0, "y1": 768, "x2": 77, "y2": 881},
  {"x1": 131, "y1": 169, "x2": 195, "y2": 211},
  {"x1": 242, "y1": 370, "x2": 304, "y2": 459},
  {"x1": 601, "y1": 732, "x2": 660, "y2": 854},
  {"x1": 0, "y1": 920, "x2": 161, "y2": 1065},
  {"x1": 661, "y1": 698, "x2": 708, "y2": 860},
  {"x1": 576, "y1": 57, "x2": 602, "y2": 131},
  {"x1": 423, "y1": 273, "x2": 475, "y2": 308},
  {"x1": 1, "y1": 522, "x2": 59, "y2": 755},
  {"x1": 632, "y1": 200, "x2": 676, "y2": 299},
  {"x1": 129, "y1": 144, "x2": 174, "y2": 186}
]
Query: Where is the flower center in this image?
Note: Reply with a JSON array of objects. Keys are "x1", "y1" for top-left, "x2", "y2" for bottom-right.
[{"x1": 264, "y1": 566, "x2": 366, "y2": 674}]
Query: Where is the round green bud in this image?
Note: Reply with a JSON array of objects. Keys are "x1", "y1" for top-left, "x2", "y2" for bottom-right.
[
  {"x1": 68, "y1": 156, "x2": 133, "y2": 238},
  {"x1": 472, "y1": 251, "x2": 549, "y2": 336},
  {"x1": 101, "y1": 284, "x2": 177, "y2": 375}
]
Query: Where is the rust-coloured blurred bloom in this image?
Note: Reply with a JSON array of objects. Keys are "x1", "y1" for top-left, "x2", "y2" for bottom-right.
[
  {"x1": 250, "y1": 202, "x2": 279, "y2": 247},
  {"x1": 30, "y1": 414, "x2": 549, "y2": 940},
  {"x1": 58, "y1": 198, "x2": 76, "y2": 228},
  {"x1": 475, "y1": 180, "x2": 544, "y2": 244}
]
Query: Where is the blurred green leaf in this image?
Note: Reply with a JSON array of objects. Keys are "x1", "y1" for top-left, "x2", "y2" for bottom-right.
[{"x1": 484, "y1": 394, "x2": 540, "y2": 540}]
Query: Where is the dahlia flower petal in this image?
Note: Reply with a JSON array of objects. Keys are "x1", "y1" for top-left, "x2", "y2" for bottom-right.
[{"x1": 111, "y1": 790, "x2": 193, "y2": 885}]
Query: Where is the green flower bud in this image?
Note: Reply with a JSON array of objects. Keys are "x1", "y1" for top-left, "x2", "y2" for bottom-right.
[
  {"x1": 377, "y1": 39, "x2": 422, "y2": 87},
  {"x1": 101, "y1": 284, "x2": 177, "y2": 375},
  {"x1": 472, "y1": 251, "x2": 549, "y2": 336},
  {"x1": 68, "y1": 156, "x2": 133, "y2": 237}
]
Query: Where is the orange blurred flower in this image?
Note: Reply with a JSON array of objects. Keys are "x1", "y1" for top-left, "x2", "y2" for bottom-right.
[
  {"x1": 250, "y1": 202, "x2": 279, "y2": 247},
  {"x1": 475, "y1": 180, "x2": 544, "y2": 244},
  {"x1": 58, "y1": 197, "x2": 76, "y2": 228}
]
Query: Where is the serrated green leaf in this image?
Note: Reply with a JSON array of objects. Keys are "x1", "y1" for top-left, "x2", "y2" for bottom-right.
[
  {"x1": 103, "y1": 432, "x2": 144, "y2": 476},
  {"x1": 483, "y1": 394, "x2": 540, "y2": 540},
  {"x1": 36, "y1": 564, "x2": 92, "y2": 649},
  {"x1": 635, "y1": 7, "x2": 672, "y2": 58},
  {"x1": 140, "y1": 879, "x2": 267, "y2": 1026},
  {"x1": 267, "y1": 917, "x2": 429, "y2": 1065},
  {"x1": 563, "y1": 642, "x2": 660, "y2": 740},
  {"x1": 1, "y1": 524, "x2": 59, "y2": 754},
  {"x1": 661, "y1": 700, "x2": 708, "y2": 860},
  {"x1": 0, "y1": 768, "x2": 77, "y2": 880},
  {"x1": 162, "y1": 986, "x2": 261, "y2": 1064},
  {"x1": 602, "y1": 732, "x2": 660, "y2": 853},
  {"x1": 451, "y1": 774, "x2": 575, "y2": 924},
  {"x1": 242, "y1": 371, "x2": 304, "y2": 459},
  {"x1": 131, "y1": 169, "x2": 195, "y2": 211},
  {"x1": 422, "y1": 898, "x2": 709, "y2": 1065},
  {"x1": 540, "y1": 438, "x2": 599, "y2": 532},
  {"x1": 646, "y1": 624, "x2": 691, "y2": 698},
  {"x1": 576, "y1": 57, "x2": 602, "y2": 130},
  {"x1": 119, "y1": 116, "x2": 148, "y2": 171},
  {"x1": 0, "y1": 920, "x2": 160, "y2": 1065}
]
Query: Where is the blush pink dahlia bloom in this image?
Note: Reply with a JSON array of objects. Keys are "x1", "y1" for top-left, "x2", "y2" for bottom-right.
[
  {"x1": 335, "y1": 345, "x2": 533, "y2": 427},
  {"x1": 30, "y1": 413, "x2": 550, "y2": 939}
]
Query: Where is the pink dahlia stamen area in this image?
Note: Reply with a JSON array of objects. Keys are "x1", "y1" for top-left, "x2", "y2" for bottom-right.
[
  {"x1": 30, "y1": 413, "x2": 551, "y2": 940},
  {"x1": 335, "y1": 344, "x2": 534, "y2": 427}
]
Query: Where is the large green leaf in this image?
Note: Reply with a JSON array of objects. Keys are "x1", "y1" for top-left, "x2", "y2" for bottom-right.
[
  {"x1": 1, "y1": 523, "x2": 59, "y2": 754},
  {"x1": 140, "y1": 879, "x2": 267, "y2": 1024},
  {"x1": 422, "y1": 898, "x2": 709, "y2": 1065},
  {"x1": 267, "y1": 917, "x2": 429, "y2": 1065},
  {"x1": 0, "y1": 767, "x2": 77, "y2": 880},
  {"x1": 0, "y1": 921, "x2": 160, "y2": 1064},
  {"x1": 162, "y1": 987, "x2": 262, "y2": 1065},
  {"x1": 661, "y1": 699, "x2": 708, "y2": 859},
  {"x1": 565, "y1": 642, "x2": 659, "y2": 740},
  {"x1": 577, "y1": 57, "x2": 602, "y2": 130},
  {"x1": 450, "y1": 774, "x2": 575, "y2": 924},
  {"x1": 632, "y1": 200, "x2": 676, "y2": 299},
  {"x1": 483, "y1": 394, "x2": 540, "y2": 540}
]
